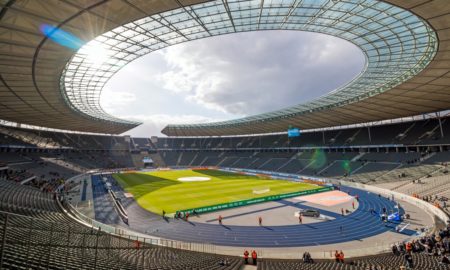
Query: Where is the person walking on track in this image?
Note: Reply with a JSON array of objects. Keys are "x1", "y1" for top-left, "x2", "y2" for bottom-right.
[
  {"x1": 251, "y1": 250, "x2": 258, "y2": 265},
  {"x1": 243, "y1": 250, "x2": 249, "y2": 264}
]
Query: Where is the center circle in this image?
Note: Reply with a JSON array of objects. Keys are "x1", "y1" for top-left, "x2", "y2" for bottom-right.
[{"x1": 177, "y1": 176, "x2": 211, "y2": 182}]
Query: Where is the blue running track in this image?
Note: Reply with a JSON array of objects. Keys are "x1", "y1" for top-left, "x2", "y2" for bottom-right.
[{"x1": 92, "y1": 176, "x2": 417, "y2": 247}]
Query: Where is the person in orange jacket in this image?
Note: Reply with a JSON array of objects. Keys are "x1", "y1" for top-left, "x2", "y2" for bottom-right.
[
  {"x1": 243, "y1": 250, "x2": 249, "y2": 264},
  {"x1": 339, "y1": 250, "x2": 344, "y2": 263},
  {"x1": 134, "y1": 240, "x2": 140, "y2": 249},
  {"x1": 251, "y1": 250, "x2": 257, "y2": 265},
  {"x1": 406, "y1": 242, "x2": 412, "y2": 254}
]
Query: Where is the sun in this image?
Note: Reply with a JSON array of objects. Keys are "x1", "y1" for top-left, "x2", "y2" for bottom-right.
[{"x1": 79, "y1": 40, "x2": 111, "y2": 67}]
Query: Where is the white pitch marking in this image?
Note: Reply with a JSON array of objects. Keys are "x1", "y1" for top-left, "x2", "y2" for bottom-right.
[{"x1": 177, "y1": 176, "x2": 211, "y2": 182}]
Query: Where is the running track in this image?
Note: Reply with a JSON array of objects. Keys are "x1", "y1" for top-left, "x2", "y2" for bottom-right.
[{"x1": 92, "y1": 175, "x2": 417, "y2": 247}]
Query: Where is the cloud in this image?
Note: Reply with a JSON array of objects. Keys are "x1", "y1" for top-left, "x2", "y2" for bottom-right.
[
  {"x1": 119, "y1": 114, "x2": 222, "y2": 137},
  {"x1": 100, "y1": 90, "x2": 136, "y2": 113},
  {"x1": 156, "y1": 31, "x2": 365, "y2": 115},
  {"x1": 102, "y1": 31, "x2": 365, "y2": 136}
]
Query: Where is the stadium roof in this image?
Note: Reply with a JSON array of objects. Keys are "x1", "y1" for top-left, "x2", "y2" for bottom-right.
[{"x1": 0, "y1": 0, "x2": 449, "y2": 136}]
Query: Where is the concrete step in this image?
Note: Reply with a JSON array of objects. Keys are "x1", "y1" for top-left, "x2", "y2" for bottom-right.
[{"x1": 241, "y1": 264, "x2": 257, "y2": 270}]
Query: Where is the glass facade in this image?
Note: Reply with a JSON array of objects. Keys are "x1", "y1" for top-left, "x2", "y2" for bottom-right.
[{"x1": 61, "y1": 0, "x2": 437, "y2": 131}]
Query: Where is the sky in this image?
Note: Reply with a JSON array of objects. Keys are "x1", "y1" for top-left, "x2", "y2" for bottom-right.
[{"x1": 100, "y1": 30, "x2": 365, "y2": 137}]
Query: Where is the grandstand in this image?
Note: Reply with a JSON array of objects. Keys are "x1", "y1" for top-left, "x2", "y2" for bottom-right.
[{"x1": 0, "y1": 0, "x2": 450, "y2": 269}]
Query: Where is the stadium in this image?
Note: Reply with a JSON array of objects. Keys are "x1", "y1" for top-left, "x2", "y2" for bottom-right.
[{"x1": 0, "y1": 0, "x2": 450, "y2": 269}]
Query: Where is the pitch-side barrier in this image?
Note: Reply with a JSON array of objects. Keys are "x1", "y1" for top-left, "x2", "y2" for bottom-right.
[{"x1": 62, "y1": 169, "x2": 448, "y2": 259}]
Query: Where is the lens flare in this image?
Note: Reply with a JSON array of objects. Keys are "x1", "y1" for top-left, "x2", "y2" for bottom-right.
[
  {"x1": 309, "y1": 149, "x2": 327, "y2": 169},
  {"x1": 342, "y1": 160, "x2": 351, "y2": 174},
  {"x1": 39, "y1": 24, "x2": 84, "y2": 50}
]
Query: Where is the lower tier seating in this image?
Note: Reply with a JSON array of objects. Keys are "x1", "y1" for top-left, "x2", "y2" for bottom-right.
[{"x1": 0, "y1": 179, "x2": 242, "y2": 270}]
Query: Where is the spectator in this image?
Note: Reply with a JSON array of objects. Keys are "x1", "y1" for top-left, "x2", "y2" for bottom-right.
[
  {"x1": 134, "y1": 240, "x2": 140, "y2": 249},
  {"x1": 393, "y1": 244, "x2": 400, "y2": 256},
  {"x1": 302, "y1": 251, "x2": 313, "y2": 263},
  {"x1": 405, "y1": 242, "x2": 412, "y2": 254},
  {"x1": 251, "y1": 250, "x2": 257, "y2": 265},
  {"x1": 339, "y1": 250, "x2": 345, "y2": 263},
  {"x1": 243, "y1": 250, "x2": 249, "y2": 264},
  {"x1": 218, "y1": 258, "x2": 230, "y2": 266},
  {"x1": 404, "y1": 253, "x2": 413, "y2": 269},
  {"x1": 335, "y1": 250, "x2": 340, "y2": 263}
]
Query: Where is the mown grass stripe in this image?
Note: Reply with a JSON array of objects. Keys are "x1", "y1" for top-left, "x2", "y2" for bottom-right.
[{"x1": 114, "y1": 169, "x2": 320, "y2": 214}]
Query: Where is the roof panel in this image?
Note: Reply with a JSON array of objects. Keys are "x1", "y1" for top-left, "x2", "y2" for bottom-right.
[{"x1": 0, "y1": 0, "x2": 448, "y2": 135}]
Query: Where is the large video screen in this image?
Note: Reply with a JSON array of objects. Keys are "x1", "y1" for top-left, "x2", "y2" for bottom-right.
[
  {"x1": 288, "y1": 128, "x2": 301, "y2": 138},
  {"x1": 142, "y1": 157, "x2": 153, "y2": 163}
]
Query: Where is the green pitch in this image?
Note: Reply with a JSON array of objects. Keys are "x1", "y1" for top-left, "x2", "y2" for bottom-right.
[{"x1": 113, "y1": 169, "x2": 320, "y2": 215}]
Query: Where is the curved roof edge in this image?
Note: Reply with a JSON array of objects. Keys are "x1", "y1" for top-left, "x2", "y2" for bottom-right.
[
  {"x1": 1, "y1": 0, "x2": 449, "y2": 135},
  {"x1": 0, "y1": 0, "x2": 207, "y2": 134},
  {"x1": 162, "y1": 0, "x2": 450, "y2": 136}
]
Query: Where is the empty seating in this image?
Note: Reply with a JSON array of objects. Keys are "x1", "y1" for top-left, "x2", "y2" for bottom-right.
[
  {"x1": 0, "y1": 179, "x2": 242, "y2": 270},
  {"x1": 258, "y1": 253, "x2": 449, "y2": 270}
]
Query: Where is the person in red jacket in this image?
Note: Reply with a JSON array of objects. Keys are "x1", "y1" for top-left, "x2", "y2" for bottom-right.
[
  {"x1": 406, "y1": 242, "x2": 412, "y2": 254},
  {"x1": 134, "y1": 240, "x2": 140, "y2": 250},
  {"x1": 243, "y1": 250, "x2": 249, "y2": 264},
  {"x1": 339, "y1": 250, "x2": 345, "y2": 263},
  {"x1": 251, "y1": 250, "x2": 257, "y2": 265}
]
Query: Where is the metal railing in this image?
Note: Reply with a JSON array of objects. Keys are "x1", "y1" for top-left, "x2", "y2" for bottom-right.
[
  {"x1": 60, "y1": 172, "x2": 432, "y2": 260},
  {"x1": 62, "y1": 192, "x2": 216, "y2": 254},
  {"x1": 0, "y1": 209, "x2": 231, "y2": 269},
  {"x1": 0, "y1": 211, "x2": 147, "y2": 269}
]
